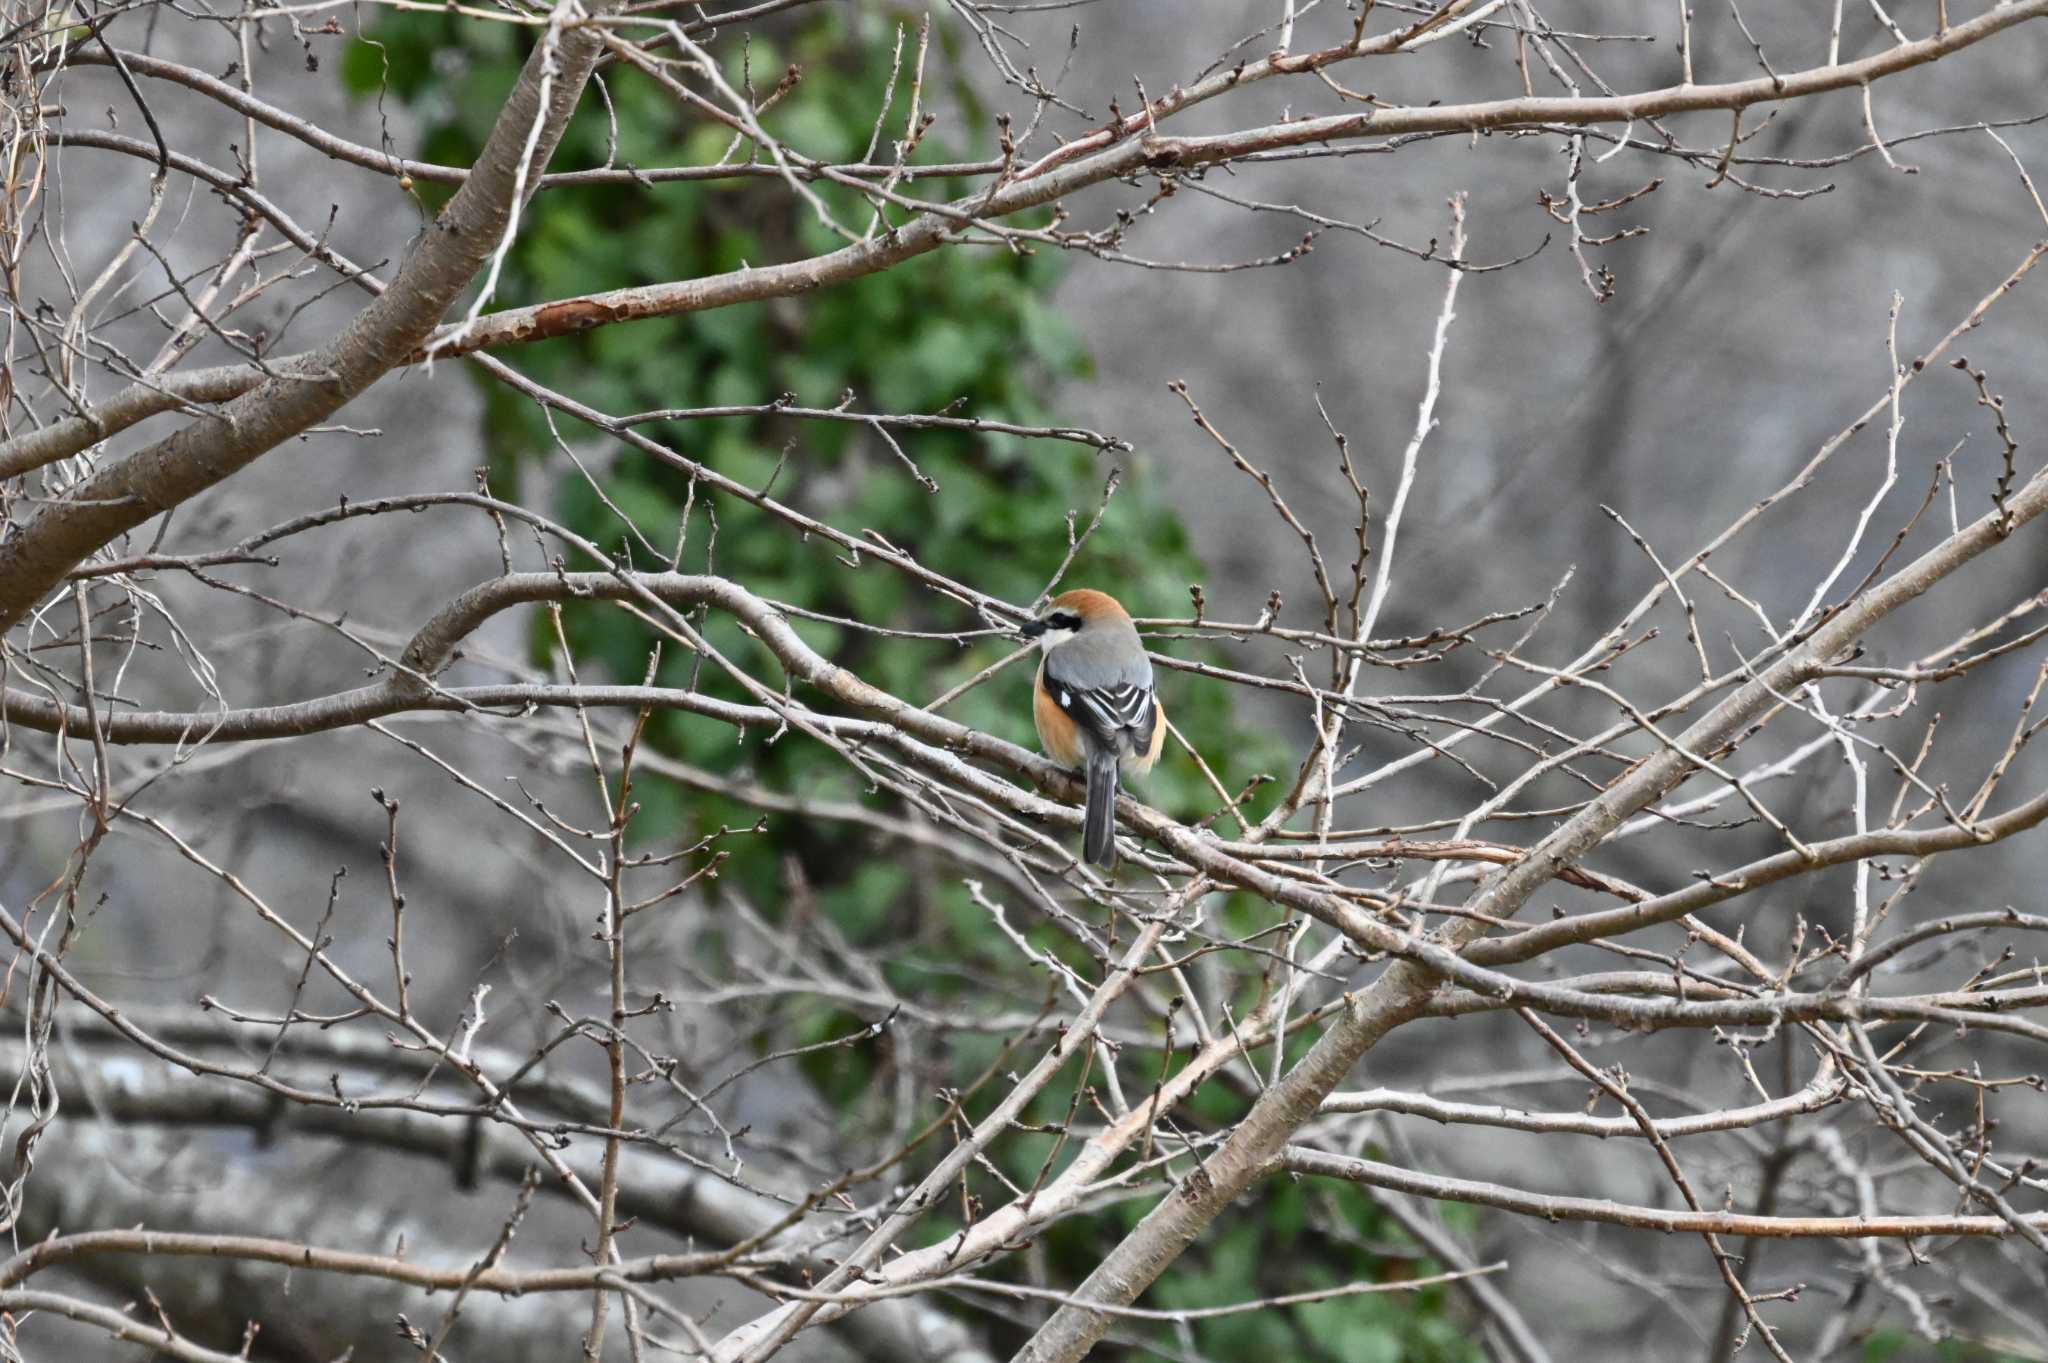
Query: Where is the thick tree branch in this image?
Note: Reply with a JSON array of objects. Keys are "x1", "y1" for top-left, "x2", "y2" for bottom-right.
[
  {"x1": 1012, "y1": 453, "x2": 2048, "y2": 1359},
  {"x1": 0, "y1": 1, "x2": 610, "y2": 630},
  {"x1": 2, "y1": 1043, "x2": 992, "y2": 1363}
]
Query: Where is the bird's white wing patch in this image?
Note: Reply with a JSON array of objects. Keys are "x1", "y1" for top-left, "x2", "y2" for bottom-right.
[{"x1": 1057, "y1": 681, "x2": 1153, "y2": 738}]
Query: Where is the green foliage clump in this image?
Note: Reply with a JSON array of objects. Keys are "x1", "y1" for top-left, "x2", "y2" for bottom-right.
[
  {"x1": 342, "y1": 8, "x2": 1260, "y2": 883},
  {"x1": 1865, "y1": 1330, "x2": 2032, "y2": 1362},
  {"x1": 342, "y1": 11, "x2": 1459, "y2": 1358}
]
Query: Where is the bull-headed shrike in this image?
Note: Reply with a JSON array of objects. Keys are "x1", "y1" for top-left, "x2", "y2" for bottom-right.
[{"x1": 1020, "y1": 589, "x2": 1164, "y2": 869}]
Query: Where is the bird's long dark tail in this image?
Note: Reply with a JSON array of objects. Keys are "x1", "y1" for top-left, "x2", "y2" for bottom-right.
[{"x1": 1083, "y1": 748, "x2": 1121, "y2": 869}]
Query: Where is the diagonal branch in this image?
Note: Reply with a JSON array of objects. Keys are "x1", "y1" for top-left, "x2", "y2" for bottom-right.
[
  {"x1": 423, "y1": 1, "x2": 2047, "y2": 360},
  {"x1": 1011, "y1": 413, "x2": 2048, "y2": 1363},
  {"x1": 0, "y1": 0, "x2": 611, "y2": 632}
]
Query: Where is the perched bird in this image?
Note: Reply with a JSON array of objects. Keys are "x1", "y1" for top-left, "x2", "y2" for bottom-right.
[{"x1": 1021, "y1": 589, "x2": 1164, "y2": 868}]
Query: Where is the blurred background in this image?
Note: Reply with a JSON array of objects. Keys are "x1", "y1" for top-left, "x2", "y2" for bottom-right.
[{"x1": 6, "y1": 2, "x2": 2048, "y2": 1360}]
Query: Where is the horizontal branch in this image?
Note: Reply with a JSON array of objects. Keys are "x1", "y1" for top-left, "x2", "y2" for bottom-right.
[
  {"x1": 1, "y1": 1228, "x2": 727, "y2": 1296},
  {"x1": 67, "y1": 45, "x2": 1003, "y2": 189},
  {"x1": 12, "y1": 565, "x2": 2048, "y2": 1044},
  {"x1": 1151, "y1": 3, "x2": 2048, "y2": 166},
  {"x1": 1280, "y1": 1147, "x2": 2048, "y2": 1240},
  {"x1": 0, "y1": 680, "x2": 783, "y2": 741},
  {"x1": 1319, "y1": 1068, "x2": 1845, "y2": 1139},
  {"x1": 1, "y1": 1035, "x2": 992, "y2": 1363}
]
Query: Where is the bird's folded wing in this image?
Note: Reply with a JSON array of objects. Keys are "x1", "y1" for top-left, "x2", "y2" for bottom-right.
[{"x1": 1045, "y1": 672, "x2": 1155, "y2": 741}]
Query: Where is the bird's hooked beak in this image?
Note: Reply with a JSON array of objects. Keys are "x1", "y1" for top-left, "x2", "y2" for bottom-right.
[{"x1": 1019, "y1": 617, "x2": 1049, "y2": 640}]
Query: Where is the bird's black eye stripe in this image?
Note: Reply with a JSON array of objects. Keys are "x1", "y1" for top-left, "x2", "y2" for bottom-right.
[{"x1": 1049, "y1": 611, "x2": 1082, "y2": 629}]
